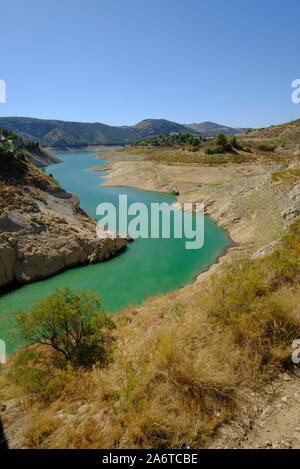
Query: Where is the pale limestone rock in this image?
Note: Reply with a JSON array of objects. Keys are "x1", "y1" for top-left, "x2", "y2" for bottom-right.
[{"x1": 0, "y1": 171, "x2": 127, "y2": 288}]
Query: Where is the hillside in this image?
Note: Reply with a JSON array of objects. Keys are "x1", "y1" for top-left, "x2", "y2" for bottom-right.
[
  {"x1": 0, "y1": 128, "x2": 61, "y2": 167},
  {"x1": 0, "y1": 117, "x2": 140, "y2": 147},
  {"x1": 0, "y1": 117, "x2": 245, "y2": 147},
  {"x1": 240, "y1": 118, "x2": 300, "y2": 143},
  {"x1": 0, "y1": 142, "x2": 127, "y2": 288},
  {"x1": 132, "y1": 119, "x2": 190, "y2": 138},
  {"x1": 185, "y1": 121, "x2": 247, "y2": 136},
  {"x1": 1, "y1": 118, "x2": 299, "y2": 449}
]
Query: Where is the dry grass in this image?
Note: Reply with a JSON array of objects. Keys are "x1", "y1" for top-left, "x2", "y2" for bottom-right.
[
  {"x1": 2, "y1": 224, "x2": 299, "y2": 449},
  {"x1": 121, "y1": 139, "x2": 298, "y2": 167},
  {"x1": 23, "y1": 410, "x2": 59, "y2": 448},
  {"x1": 271, "y1": 168, "x2": 300, "y2": 191}
]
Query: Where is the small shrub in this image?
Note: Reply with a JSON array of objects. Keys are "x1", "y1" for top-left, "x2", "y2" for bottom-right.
[
  {"x1": 256, "y1": 143, "x2": 276, "y2": 152},
  {"x1": 271, "y1": 168, "x2": 300, "y2": 182},
  {"x1": 23, "y1": 411, "x2": 58, "y2": 448},
  {"x1": 7, "y1": 348, "x2": 65, "y2": 399},
  {"x1": 230, "y1": 136, "x2": 238, "y2": 148},
  {"x1": 215, "y1": 133, "x2": 228, "y2": 148},
  {"x1": 205, "y1": 145, "x2": 224, "y2": 155}
]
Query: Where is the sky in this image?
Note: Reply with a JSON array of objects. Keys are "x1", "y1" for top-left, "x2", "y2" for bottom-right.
[{"x1": 0, "y1": 0, "x2": 300, "y2": 128}]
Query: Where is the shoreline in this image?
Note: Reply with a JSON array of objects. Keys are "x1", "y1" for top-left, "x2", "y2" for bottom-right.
[
  {"x1": 173, "y1": 239, "x2": 237, "y2": 295},
  {"x1": 92, "y1": 150, "x2": 287, "y2": 261},
  {"x1": 50, "y1": 148, "x2": 278, "y2": 297},
  {"x1": 0, "y1": 151, "x2": 231, "y2": 297},
  {"x1": 45, "y1": 145, "x2": 123, "y2": 154},
  {"x1": 194, "y1": 237, "x2": 238, "y2": 282},
  {"x1": 95, "y1": 164, "x2": 241, "y2": 286}
]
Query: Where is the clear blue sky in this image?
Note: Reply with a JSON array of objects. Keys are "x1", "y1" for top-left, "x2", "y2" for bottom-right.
[{"x1": 1, "y1": 0, "x2": 299, "y2": 128}]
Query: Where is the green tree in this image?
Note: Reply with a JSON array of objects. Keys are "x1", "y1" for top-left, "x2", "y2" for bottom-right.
[
  {"x1": 230, "y1": 135, "x2": 237, "y2": 148},
  {"x1": 215, "y1": 133, "x2": 228, "y2": 148},
  {"x1": 11, "y1": 288, "x2": 116, "y2": 368}
]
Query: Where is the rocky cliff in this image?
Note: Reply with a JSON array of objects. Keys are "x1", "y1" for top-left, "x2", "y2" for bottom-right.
[
  {"x1": 0, "y1": 148, "x2": 127, "y2": 289},
  {"x1": 24, "y1": 145, "x2": 62, "y2": 168},
  {"x1": 0, "y1": 128, "x2": 62, "y2": 167}
]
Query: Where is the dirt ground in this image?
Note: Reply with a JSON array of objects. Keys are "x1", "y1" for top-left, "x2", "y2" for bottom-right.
[
  {"x1": 1, "y1": 367, "x2": 299, "y2": 449},
  {"x1": 211, "y1": 368, "x2": 300, "y2": 449}
]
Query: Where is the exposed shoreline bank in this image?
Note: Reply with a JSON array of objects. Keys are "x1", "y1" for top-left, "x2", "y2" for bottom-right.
[
  {"x1": 89, "y1": 147, "x2": 295, "y2": 288},
  {"x1": 92, "y1": 162, "x2": 257, "y2": 283},
  {"x1": 91, "y1": 156, "x2": 239, "y2": 283},
  {"x1": 45, "y1": 145, "x2": 123, "y2": 154}
]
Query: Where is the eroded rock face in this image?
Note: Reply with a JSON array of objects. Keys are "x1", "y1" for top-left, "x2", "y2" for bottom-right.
[{"x1": 0, "y1": 156, "x2": 127, "y2": 288}]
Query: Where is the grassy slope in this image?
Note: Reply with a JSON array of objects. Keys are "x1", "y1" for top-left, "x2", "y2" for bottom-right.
[{"x1": 2, "y1": 224, "x2": 299, "y2": 449}]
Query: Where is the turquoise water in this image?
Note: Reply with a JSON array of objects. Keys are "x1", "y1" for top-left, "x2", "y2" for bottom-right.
[{"x1": 0, "y1": 151, "x2": 229, "y2": 352}]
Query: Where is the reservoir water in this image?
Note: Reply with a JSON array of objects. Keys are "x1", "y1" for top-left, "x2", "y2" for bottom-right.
[{"x1": 0, "y1": 151, "x2": 230, "y2": 352}]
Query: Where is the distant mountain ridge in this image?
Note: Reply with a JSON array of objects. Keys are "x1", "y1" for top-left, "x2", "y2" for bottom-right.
[
  {"x1": 185, "y1": 121, "x2": 247, "y2": 136},
  {"x1": 132, "y1": 119, "x2": 189, "y2": 139},
  {"x1": 0, "y1": 116, "x2": 246, "y2": 147}
]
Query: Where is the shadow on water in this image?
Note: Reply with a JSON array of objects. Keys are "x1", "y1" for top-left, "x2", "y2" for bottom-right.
[{"x1": 0, "y1": 418, "x2": 8, "y2": 449}]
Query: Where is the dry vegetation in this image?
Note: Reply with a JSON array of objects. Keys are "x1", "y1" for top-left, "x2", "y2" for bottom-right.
[
  {"x1": 117, "y1": 121, "x2": 300, "y2": 167},
  {"x1": 1, "y1": 120, "x2": 300, "y2": 449},
  {"x1": 138, "y1": 139, "x2": 295, "y2": 167},
  {"x1": 1, "y1": 221, "x2": 299, "y2": 449},
  {"x1": 271, "y1": 168, "x2": 300, "y2": 191}
]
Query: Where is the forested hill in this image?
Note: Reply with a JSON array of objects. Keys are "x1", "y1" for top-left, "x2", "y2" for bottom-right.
[
  {"x1": 0, "y1": 117, "x2": 245, "y2": 147},
  {"x1": 186, "y1": 121, "x2": 247, "y2": 136}
]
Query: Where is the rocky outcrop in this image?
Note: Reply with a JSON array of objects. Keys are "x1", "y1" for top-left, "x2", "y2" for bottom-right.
[
  {"x1": 0, "y1": 151, "x2": 127, "y2": 289},
  {"x1": 26, "y1": 146, "x2": 62, "y2": 168},
  {"x1": 281, "y1": 180, "x2": 300, "y2": 228}
]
